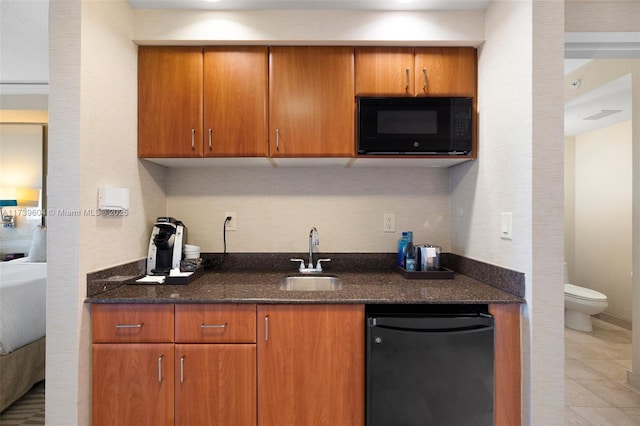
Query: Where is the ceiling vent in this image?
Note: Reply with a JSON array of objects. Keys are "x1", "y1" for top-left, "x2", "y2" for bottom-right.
[{"x1": 583, "y1": 109, "x2": 623, "y2": 121}]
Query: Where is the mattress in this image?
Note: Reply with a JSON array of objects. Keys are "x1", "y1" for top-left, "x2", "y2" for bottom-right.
[{"x1": 0, "y1": 258, "x2": 46, "y2": 354}]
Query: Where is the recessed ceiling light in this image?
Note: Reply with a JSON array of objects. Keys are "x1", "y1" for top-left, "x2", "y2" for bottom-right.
[
  {"x1": 396, "y1": 0, "x2": 415, "y2": 3},
  {"x1": 205, "y1": 0, "x2": 220, "y2": 3}
]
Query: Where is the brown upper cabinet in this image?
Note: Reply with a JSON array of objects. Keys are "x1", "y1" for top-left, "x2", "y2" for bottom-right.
[
  {"x1": 203, "y1": 47, "x2": 268, "y2": 157},
  {"x1": 355, "y1": 47, "x2": 477, "y2": 97},
  {"x1": 268, "y1": 46, "x2": 355, "y2": 157},
  {"x1": 139, "y1": 46, "x2": 477, "y2": 160},
  {"x1": 138, "y1": 46, "x2": 268, "y2": 158},
  {"x1": 139, "y1": 47, "x2": 204, "y2": 158}
]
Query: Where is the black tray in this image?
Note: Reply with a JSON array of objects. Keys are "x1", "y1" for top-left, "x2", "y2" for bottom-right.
[
  {"x1": 393, "y1": 264, "x2": 454, "y2": 280},
  {"x1": 164, "y1": 267, "x2": 204, "y2": 285}
]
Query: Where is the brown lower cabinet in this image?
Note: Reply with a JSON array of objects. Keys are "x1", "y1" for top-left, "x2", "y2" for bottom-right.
[
  {"x1": 257, "y1": 304, "x2": 365, "y2": 426},
  {"x1": 92, "y1": 302, "x2": 519, "y2": 426},
  {"x1": 175, "y1": 344, "x2": 256, "y2": 426},
  {"x1": 92, "y1": 343, "x2": 175, "y2": 426},
  {"x1": 92, "y1": 304, "x2": 256, "y2": 426}
]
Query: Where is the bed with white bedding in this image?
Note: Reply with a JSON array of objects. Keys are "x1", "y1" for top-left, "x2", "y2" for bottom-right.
[{"x1": 0, "y1": 257, "x2": 46, "y2": 412}]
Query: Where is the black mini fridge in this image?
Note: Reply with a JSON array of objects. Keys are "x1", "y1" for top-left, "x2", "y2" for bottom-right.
[{"x1": 366, "y1": 305, "x2": 495, "y2": 426}]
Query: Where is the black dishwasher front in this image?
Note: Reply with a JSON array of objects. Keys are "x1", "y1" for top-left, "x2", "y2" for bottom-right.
[{"x1": 366, "y1": 304, "x2": 494, "y2": 426}]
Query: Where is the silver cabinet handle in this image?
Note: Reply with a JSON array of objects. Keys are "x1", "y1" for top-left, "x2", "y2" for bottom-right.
[
  {"x1": 405, "y1": 67, "x2": 410, "y2": 90},
  {"x1": 115, "y1": 323, "x2": 143, "y2": 329},
  {"x1": 158, "y1": 355, "x2": 164, "y2": 382},
  {"x1": 191, "y1": 128, "x2": 196, "y2": 150},
  {"x1": 208, "y1": 128, "x2": 213, "y2": 151},
  {"x1": 264, "y1": 315, "x2": 269, "y2": 342},
  {"x1": 180, "y1": 356, "x2": 185, "y2": 383},
  {"x1": 422, "y1": 67, "x2": 427, "y2": 91},
  {"x1": 275, "y1": 129, "x2": 280, "y2": 151},
  {"x1": 200, "y1": 323, "x2": 227, "y2": 329}
]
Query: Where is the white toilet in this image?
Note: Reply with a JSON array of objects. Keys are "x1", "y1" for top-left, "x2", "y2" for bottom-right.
[{"x1": 564, "y1": 263, "x2": 608, "y2": 332}]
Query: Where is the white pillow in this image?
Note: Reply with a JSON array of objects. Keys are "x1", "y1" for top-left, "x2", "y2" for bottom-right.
[{"x1": 28, "y1": 226, "x2": 47, "y2": 262}]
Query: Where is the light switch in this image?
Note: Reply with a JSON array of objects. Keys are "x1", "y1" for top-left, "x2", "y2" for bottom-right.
[{"x1": 501, "y1": 212, "x2": 513, "y2": 240}]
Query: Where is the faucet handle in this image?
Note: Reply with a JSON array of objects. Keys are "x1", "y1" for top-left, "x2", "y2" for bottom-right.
[
  {"x1": 290, "y1": 258, "x2": 305, "y2": 271},
  {"x1": 315, "y1": 258, "x2": 331, "y2": 271}
]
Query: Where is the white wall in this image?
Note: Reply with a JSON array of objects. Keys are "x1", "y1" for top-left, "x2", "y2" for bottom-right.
[
  {"x1": 565, "y1": 0, "x2": 640, "y2": 33},
  {"x1": 47, "y1": 1, "x2": 167, "y2": 424},
  {"x1": 133, "y1": 9, "x2": 485, "y2": 46},
  {"x1": 565, "y1": 135, "x2": 576, "y2": 274},
  {"x1": 168, "y1": 167, "x2": 451, "y2": 253},
  {"x1": 450, "y1": 0, "x2": 565, "y2": 424},
  {"x1": 572, "y1": 120, "x2": 633, "y2": 322}
]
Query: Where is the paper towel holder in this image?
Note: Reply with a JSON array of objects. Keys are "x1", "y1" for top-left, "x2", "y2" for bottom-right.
[{"x1": 98, "y1": 186, "x2": 129, "y2": 211}]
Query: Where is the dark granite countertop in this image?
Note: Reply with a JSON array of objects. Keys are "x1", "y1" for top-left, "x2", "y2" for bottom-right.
[{"x1": 86, "y1": 253, "x2": 524, "y2": 305}]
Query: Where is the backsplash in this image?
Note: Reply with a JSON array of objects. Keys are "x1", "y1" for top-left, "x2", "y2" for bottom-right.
[{"x1": 165, "y1": 167, "x2": 451, "y2": 254}]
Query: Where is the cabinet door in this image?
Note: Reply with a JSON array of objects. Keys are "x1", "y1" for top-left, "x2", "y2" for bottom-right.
[
  {"x1": 414, "y1": 47, "x2": 477, "y2": 97},
  {"x1": 354, "y1": 47, "x2": 414, "y2": 96},
  {"x1": 175, "y1": 344, "x2": 256, "y2": 426},
  {"x1": 257, "y1": 304, "x2": 365, "y2": 426},
  {"x1": 269, "y1": 46, "x2": 355, "y2": 157},
  {"x1": 92, "y1": 343, "x2": 174, "y2": 426},
  {"x1": 138, "y1": 47, "x2": 203, "y2": 158},
  {"x1": 490, "y1": 304, "x2": 521, "y2": 426},
  {"x1": 204, "y1": 47, "x2": 268, "y2": 157}
]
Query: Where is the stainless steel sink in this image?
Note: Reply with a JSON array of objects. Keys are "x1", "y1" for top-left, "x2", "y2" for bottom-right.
[{"x1": 279, "y1": 275, "x2": 343, "y2": 291}]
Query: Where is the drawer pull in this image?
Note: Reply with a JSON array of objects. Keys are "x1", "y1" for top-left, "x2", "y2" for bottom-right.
[
  {"x1": 115, "y1": 323, "x2": 143, "y2": 329},
  {"x1": 200, "y1": 323, "x2": 227, "y2": 329},
  {"x1": 264, "y1": 315, "x2": 269, "y2": 342}
]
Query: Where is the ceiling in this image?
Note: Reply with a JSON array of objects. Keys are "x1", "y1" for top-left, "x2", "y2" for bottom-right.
[{"x1": 564, "y1": 59, "x2": 632, "y2": 137}]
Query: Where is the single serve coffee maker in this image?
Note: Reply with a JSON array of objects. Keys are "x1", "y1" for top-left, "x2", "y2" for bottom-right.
[{"x1": 146, "y1": 217, "x2": 187, "y2": 275}]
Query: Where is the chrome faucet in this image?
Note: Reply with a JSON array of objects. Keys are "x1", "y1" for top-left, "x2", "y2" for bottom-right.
[
  {"x1": 308, "y1": 227, "x2": 318, "y2": 269},
  {"x1": 291, "y1": 227, "x2": 330, "y2": 273}
]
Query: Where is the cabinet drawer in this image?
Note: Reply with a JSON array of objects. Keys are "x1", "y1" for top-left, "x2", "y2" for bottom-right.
[
  {"x1": 175, "y1": 304, "x2": 256, "y2": 343},
  {"x1": 92, "y1": 304, "x2": 174, "y2": 343}
]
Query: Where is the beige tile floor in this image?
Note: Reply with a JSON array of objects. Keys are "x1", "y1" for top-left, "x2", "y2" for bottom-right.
[{"x1": 565, "y1": 318, "x2": 640, "y2": 425}]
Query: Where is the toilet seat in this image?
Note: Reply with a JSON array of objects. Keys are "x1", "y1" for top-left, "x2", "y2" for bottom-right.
[{"x1": 564, "y1": 283, "x2": 607, "y2": 302}]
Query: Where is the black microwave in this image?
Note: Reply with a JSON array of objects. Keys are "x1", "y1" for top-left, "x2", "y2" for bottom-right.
[{"x1": 356, "y1": 97, "x2": 473, "y2": 155}]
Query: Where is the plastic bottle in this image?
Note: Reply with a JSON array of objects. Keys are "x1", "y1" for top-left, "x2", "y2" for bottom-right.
[
  {"x1": 397, "y1": 231, "x2": 413, "y2": 268},
  {"x1": 405, "y1": 242, "x2": 417, "y2": 271}
]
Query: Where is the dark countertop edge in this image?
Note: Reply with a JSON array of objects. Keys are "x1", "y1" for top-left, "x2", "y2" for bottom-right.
[{"x1": 87, "y1": 298, "x2": 522, "y2": 305}]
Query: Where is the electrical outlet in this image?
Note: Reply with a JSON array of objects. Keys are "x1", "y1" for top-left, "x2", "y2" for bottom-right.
[
  {"x1": 225, "y1": 212, "x2": 237, "y2": 231},
  {"x1": 383, "y1": 213, "x2": 395, "y2": 233}
]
